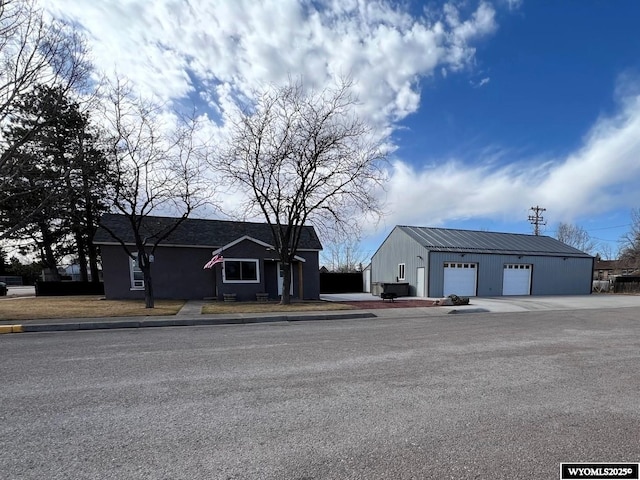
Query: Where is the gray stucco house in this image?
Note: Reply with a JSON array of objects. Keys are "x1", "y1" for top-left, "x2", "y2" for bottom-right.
[
  {"x1": 371, "y1": 226, "x2": 594, "y2": 297},
  {"x1": 94, "y1": 214, "x2": 323, "y2": 301}
]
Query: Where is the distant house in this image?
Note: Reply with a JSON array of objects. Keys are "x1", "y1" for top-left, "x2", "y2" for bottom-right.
[
  {"x1": 371, "y1": 226, "x2": 594, "y2": 297},
  {"x1": 593, "y1": 259, "x2": 639, "y2": 280},
  {"x1": 58, "y1": 264, "x2": 102, "y2": 282},
  {"x1": 93, "y1": 214, "x2": 322, "y2": 301}
]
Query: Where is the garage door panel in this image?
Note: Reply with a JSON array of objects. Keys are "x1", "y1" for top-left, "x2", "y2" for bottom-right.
[
  {"x1": 443, "y1": 263, "x2": 477, "y2": 297},
  {"x1": 502, "y1": 264, "x2": 531, "y2": 295}
]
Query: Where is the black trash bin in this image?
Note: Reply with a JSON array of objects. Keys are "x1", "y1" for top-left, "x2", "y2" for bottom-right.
[{"x1": 0, "y1": 282, "x2": 7, "y2": 296}]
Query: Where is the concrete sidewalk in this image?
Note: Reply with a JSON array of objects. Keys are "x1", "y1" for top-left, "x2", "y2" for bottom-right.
[
  {"x1": 0, "y1": 309, "x2": 379, "y2": 333},
  {"x1": 0, "y1": 297, "x2": 450, "y2": 333}
]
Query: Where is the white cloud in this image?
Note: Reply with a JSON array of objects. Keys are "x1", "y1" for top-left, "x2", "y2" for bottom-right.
[
  {"x1": 504, "y1": 0, "x2": 524, "y2": 11},
  {"x1": 470, "y1": 76, "x2": 491, "y2": 87},
  {"x1": 40, "y1": 0, "x2": 498, "y2": 133},
  {"x1": 38, "y1": 0, "x2": 640, "y2": 244},
  {"x1": 371, "y1": 88, "x2": 640, "y2": 234},
  {"x1": 38, "y1": 0, "x2": 506, "y2": 229}
]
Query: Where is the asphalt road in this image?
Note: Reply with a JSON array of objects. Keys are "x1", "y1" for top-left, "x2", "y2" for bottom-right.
[{"x1": 2, "y1": 308, "x2": 639, "y2": 479}]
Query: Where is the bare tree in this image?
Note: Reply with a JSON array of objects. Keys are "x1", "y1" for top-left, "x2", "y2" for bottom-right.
[
  {"x1": 596, "y1": 243, "x2": 615, "y2": 262},
  {"x1": 322, "y1": 240, "x2": 368, "y2": 272},
  {"x1": 98, "y1": 79, "x2": 211, "y2": 308},
  {"x1": 218, "y1": 78, "x2": 386, "y2": 304},
  {"x1": 619, "y1": 208, "x2": 640, "y2": 271},
  {"x1": 555, "y1": 222, "x2": 597, "y2": 255},
  {"x1": 0, "y1": 0, "x2": 92, "y2": 240}
]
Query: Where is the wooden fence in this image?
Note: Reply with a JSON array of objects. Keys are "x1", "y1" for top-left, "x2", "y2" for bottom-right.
[{"x1": 613, "y1": 276, "x2": 640, "y2": 294}]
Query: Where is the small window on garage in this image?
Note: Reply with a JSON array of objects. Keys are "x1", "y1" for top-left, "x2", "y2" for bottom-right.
[{"x1": 398, "y1": 263, "x2": 405, "y2": 281}]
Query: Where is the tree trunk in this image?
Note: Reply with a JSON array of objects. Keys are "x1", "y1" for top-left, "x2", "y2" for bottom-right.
[
  {"x1": 66, "y1": 162, "x2": 88, "y2": 282},
  {"x1": 81, "y1": 162, "x2": 100, "y2": 282},
  {"x1": 136, "y1": 246, "x2": 155, "y2": 309},
  {"x1": 280, "y1": 261, "x2": 292, "y2": 305},
  {"x1": 74, "y1": 229, "x2": 89, "y2": 282},
  {"x1": 39, "y1": 222, "x2": 60, "y2": 281},
  {"x1": 143, "y1": 262, "x2": 154, "y2": 309},
  {"x1": 88, "y1": 241, "x2": 100, "y2": 283}
]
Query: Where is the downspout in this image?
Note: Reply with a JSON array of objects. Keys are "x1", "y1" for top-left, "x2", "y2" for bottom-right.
[
  {"x1": 427, "y1": 250, "x2": 432, "y2": 297},
  {"x1": 590, "y1": 255, "x2": 595, "y2": 295}
]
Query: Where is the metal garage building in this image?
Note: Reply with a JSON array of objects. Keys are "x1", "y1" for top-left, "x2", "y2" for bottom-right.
[{"x1": 370, "y1": 226, "x2": 594, "y2": 297}]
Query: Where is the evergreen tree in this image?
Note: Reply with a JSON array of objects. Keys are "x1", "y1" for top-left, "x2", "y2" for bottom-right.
[
  {"x1": 0, "y1": 247, "x2": 8, "y2": 275},
  {"x1": 0, "y1": 84, "x2": 113, "y2": 280},
  {"x1": 0, "y1": 0, "x2": 91, "y2": 240}
]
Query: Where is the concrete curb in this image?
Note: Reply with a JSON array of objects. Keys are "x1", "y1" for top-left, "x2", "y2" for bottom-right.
[
  {"x1": 4, "y1": 312, "x2": 377, "y2": 333},
  {"x1": 0, "y1": 324, "x2": 23, "y2": 334}
]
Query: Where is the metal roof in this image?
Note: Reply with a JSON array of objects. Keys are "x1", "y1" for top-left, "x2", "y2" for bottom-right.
[
  {"x1": 398, "y1": 225, "x2": 591, "y2": 257},
  {"x1": 93, "y1": 213, "x2": 323, "y2": 250}
]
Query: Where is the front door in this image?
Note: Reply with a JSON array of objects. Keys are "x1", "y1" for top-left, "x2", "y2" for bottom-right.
[{"x1": 416, "y1": 267, "x2": 425, "y2": 297}]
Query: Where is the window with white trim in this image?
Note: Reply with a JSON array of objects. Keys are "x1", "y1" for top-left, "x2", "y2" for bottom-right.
[
  {"x1": 223, "y1": 259, "x2": 260, "y2": 283},
  {"x1": 130, "y1": 253, "x2": 144, "y2": 290},
  {"x1": 398, "y1": 263, "x2": 405, "y2": 281}
]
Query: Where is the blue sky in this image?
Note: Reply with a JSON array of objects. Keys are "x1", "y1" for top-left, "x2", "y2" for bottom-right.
[
  {"x1": 387, "y1": 1, "x2": 640, "y2": 248},
  {"x1": 403, "y1": 2, "x2": 638, "y2": 161},
  {"x1": 42, "y1": 0, "x2": 640, "y2": 261}
]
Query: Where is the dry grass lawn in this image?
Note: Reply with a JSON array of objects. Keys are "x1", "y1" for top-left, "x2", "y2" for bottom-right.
[
  {"x1": 0, "y1": 296, "x2": 185, "y2": 321},
  {"x1": 202, "y1": 300, "x2": 355, "y2": 315}
]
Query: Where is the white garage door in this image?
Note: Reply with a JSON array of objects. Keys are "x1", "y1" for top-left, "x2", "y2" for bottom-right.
[
  {"x1": 443, "y1": 263, "x2": 477, "y2": 297},
  {"x1": 502, "y1": 264, "x2": 531, "y2": 295}
]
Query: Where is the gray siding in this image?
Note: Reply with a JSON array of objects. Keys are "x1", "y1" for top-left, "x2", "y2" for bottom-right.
[
  {"x1": 100, "y1": 241, "x2": 321, "y2": 301},
  {"x1": 298, "y1": 251, "x2": 321, "y2": 300},
  {"x1": 528, "y1": 256, "x2": 593, "y2": 295},
  {"x1": 217, "y1": 239, "x2": 273, "y2": 301},
  {"x1": 371, "y1": 228, "x2": 429, "y2": 296},
  {"x1": 371, "y1": 226, "x2": 593, "y2": 298},
  {"x1": 428, "y1": 252, "x2": 593, "y2": 297},
  {"x1": 100, "y1": 245, "x2": 215, "y2": 300},
  {"x1": 204, "y1": 240, "x2": 320, "y2": 301}
]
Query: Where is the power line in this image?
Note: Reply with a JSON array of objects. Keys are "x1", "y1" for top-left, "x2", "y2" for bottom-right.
[
  {"x1": 586, "y1": 223, "x2": 631, "y2": 231},
  {"x1": 591, "y1": 236, "x2": 622, "y2": 242}
]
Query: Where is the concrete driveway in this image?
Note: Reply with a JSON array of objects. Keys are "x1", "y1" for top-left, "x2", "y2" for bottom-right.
[
  {"x1": 322, "y1": 293, "x2": 640, "y2": 313},
  {"x1": 462, "y1": 294, "x2": 640, "y2": 313}
]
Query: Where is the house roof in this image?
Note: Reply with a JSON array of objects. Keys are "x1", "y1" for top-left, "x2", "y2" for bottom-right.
[
  {"x1": 593, "y1": 259, "x2": 636, "y2": 270},
  {"x1": 397, "y1": 225, "x2": 591, "y2": 257},
  {"x1": 93, "y1": 213, "x2": 323, "y2": 250}
]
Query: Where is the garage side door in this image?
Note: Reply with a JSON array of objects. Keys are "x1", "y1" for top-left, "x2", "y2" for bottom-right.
[
  {"x1": 443, "y1": 263, "x2": 477, "y2": 297},
  {"x1": 502, "y1": 264, "x2": 531, "y2": 295}
]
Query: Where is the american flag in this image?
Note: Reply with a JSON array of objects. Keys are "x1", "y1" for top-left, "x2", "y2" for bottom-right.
[{"x1": 203, "y1": 254, "x2": 224, "y2": 269}]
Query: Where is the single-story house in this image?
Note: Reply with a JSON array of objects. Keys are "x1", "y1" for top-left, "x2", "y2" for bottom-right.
[
  {"x1": 371, "y1": 226, "x2": 594, "y2": 297},
  {"x1": 93, "y1": 214, "x2": 322, "y2": 301},
  {"x1": 593, "y1": 259, "x2": 639, "y2": 280}
]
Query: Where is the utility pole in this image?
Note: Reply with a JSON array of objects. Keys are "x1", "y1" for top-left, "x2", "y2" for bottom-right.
[{"x1": 528, "y1": 206, "x2": 546, "y2": 235}]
